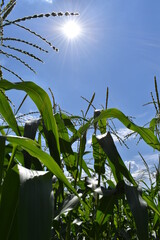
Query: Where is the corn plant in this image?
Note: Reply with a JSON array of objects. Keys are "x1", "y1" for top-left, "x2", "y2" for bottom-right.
[
  {"x1": 0, "y1": 79, "x2": 159, "y2": 239},
  {"x1": 0, "y1": 2, "x2": 160, "y2": 240}
]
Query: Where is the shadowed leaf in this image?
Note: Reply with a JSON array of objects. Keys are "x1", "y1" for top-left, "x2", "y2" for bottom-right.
[
  {"x1": 0, "y1": 165, "x2": 53, "y2": 240},
  {"x1": 96, "y1": 132, "x2": 136, "y2": 185},
  {"x1": 125, "y1": 184, "x2": 148, "y2": 240}
]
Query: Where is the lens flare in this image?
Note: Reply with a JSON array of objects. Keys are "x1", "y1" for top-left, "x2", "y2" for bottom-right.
[{"x1": 62, "y1": 20, "x2": 81, "y2": 39}]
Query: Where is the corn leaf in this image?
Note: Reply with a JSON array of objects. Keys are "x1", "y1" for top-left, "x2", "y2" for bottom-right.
[
  {"x1": 96, "y1": 132, "x2": 136, "y2": 185},
  {"x1": 0, "y1": 90, "x2": 20, "y2": 135},
  {"x1": 0, "y1": 79, "x2": 61, "y2": 165},
  {"x1": 0, "y1": 165, "x2": 53, "y2": 240},
  {"x1": 5, "y1": 135, "x2": 78, "y2": 196},
  {"x1": 93, "y1": 108, "x2": 160, "y2": 151},
  {"x1": 92, "y1": 134, "x2": 106, "y2": 175},
  {"x1": 125, "y1": 184, "x2": 148, "y2": 240},
  {"x1": 0, "y1": 137, "x2": 5, "y2": 186}
]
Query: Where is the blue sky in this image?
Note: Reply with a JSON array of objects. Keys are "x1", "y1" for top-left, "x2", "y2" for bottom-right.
[{"x1": 1, "y1": 0, "x2": 160, "y2": 182}]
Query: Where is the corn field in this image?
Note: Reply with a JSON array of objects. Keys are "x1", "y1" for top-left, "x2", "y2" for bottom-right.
[{"x1": 0, "y1": 1, "x2": 159, "y2": 240}]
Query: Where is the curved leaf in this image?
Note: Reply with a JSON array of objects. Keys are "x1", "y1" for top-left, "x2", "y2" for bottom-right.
[
  {"x1": 5, "y1": 135, "x2": 78, "y2": 196},
  {"x1": 93, "y1": 108, "x2": 160, "y2": 151},
  {"x1": 0, "y1": 79, "x2": 60, "y2": 164},
  {"x1": 96, "y1": 132, "x2": 136, "y2": 185},
  {"x1": 0, "y1": 90, "x2": 20, "y2": 135}
]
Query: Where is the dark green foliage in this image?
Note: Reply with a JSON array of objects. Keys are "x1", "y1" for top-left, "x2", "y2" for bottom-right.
[
  {"x1": 0, "y1": 78, "x2": 159, "y2": 239},
  {"x1": 0, "y1": 2, "x2": 160, "y2": 239},
  {"x1": 0, "y1": 165, "x2": 53, "y2": 240}
]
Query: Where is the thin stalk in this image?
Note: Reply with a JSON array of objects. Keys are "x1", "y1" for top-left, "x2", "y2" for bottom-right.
[
  {"x1": 154, "y1": 76, "x2": 160, "y2": 112},
  {"x1": 74, "y1": 141, "x2": 80, "y2": 189},
  {"x1": 15, "y1": 94, "x2": 28, "y2": 116}
]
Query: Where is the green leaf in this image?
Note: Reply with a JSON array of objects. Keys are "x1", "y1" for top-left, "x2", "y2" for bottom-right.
[
  {"x1": 94, "y1": 109, "x2": 107, "y2": 134},
  {"x1": 5, "y1": 135, "x2": 78, "y2": 196},
  {"x1": 70, "y1": 119, "x2": 92, "y2": 144},
  {"x1": 0, "y1": 80, "x2": 61, "y2": 165},
  {"x1": 149, "y1": 118, "x2": 157, "y2": 133},
  {"x1": 0, "y1": 90, "x2": 20, "y2": 135},
  {"x1": 55, "y1": 113, "x2": 73, "y2": 155},
  {"x1": 81, "y1": 157, "x2": 91, "y2": 177},
  {"x1": 55, "y1": 113, "x2": 91, "y2": 177},
  {"x1": 96, "y1": 190, "x2": 119, "y2": 226},
  {"x1": 125, "y1": 184, "x2": 148, "y2": 240},
  {"x1": 54, "y1": 194, "x2": 79, "y2": 220},
  {"x1": 142, "y1": 194, "x2": 160, "y2": 217},
  {"x1": 61, "y1": 113, "x2": 77, "y2": 134},
  {"x1": 0, "y1": 165, "x2": 53, "y2": 240},
  {"x1": 78, "y1": 132, "x2": 87, "y2": 178},
  {"x1": 96, "y1": 132, "x2": 136, "y2": 185},
  {"x1": 92, "y1": 134, "x2": 106, "y2": 174},
  {"x1": 93, "y1": 108, "x2": 160, "y2": 151},
  {"x1": 0, "y1": 137, "x2": 5, "y2": 185}
]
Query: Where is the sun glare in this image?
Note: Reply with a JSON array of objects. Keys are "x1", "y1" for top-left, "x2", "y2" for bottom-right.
[{"x1": 62, "y1": 20, "x2": 81, "y2": 39}]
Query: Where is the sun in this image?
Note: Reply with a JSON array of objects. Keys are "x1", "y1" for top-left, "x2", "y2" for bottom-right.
[{"x1": 62, "y1": 20, "x2": 81, "y2": 40}]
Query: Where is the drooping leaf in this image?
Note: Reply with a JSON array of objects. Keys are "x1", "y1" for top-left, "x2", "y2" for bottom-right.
[
  {"x1": 93, "y1": 108, "x2": 160, "y2": 151},
  {"x1": 0, "y1": 165, "x2": 53, "y2": 240},
  {"x1": 0, "y1": 79, "x2": 61, "y2": 165},
  {"x1": 125, "y1": 184, "x2": 148, "y2": 240},
  {"x1": 5, "y1": 135, "x2": 78, "y2": 196},
  {"x1": 0, "y1": 89, "x2": 20, "y2": 135},
  {"x1": 96, "y1": 132, "x2": 136, "y2": 185}
]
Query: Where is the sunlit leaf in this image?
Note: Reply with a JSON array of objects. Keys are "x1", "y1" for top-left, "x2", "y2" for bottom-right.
[
  {"x1": 0, "y1": 80, "x2": 61, "y2": 165},
  {"x1": 54, "y1": 194, "x2": 79, "y2": 220},
  {"x1": 0, "y1": 90, "x2": 20, "y2": 135},
  {"x1": 93, "y1": 108, "x2": 160, "y2": 151}
]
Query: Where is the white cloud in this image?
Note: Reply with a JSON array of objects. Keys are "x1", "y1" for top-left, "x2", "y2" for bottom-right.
[{"x1": 124, "y1": 153, "x2": 159, "y2": 187}]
